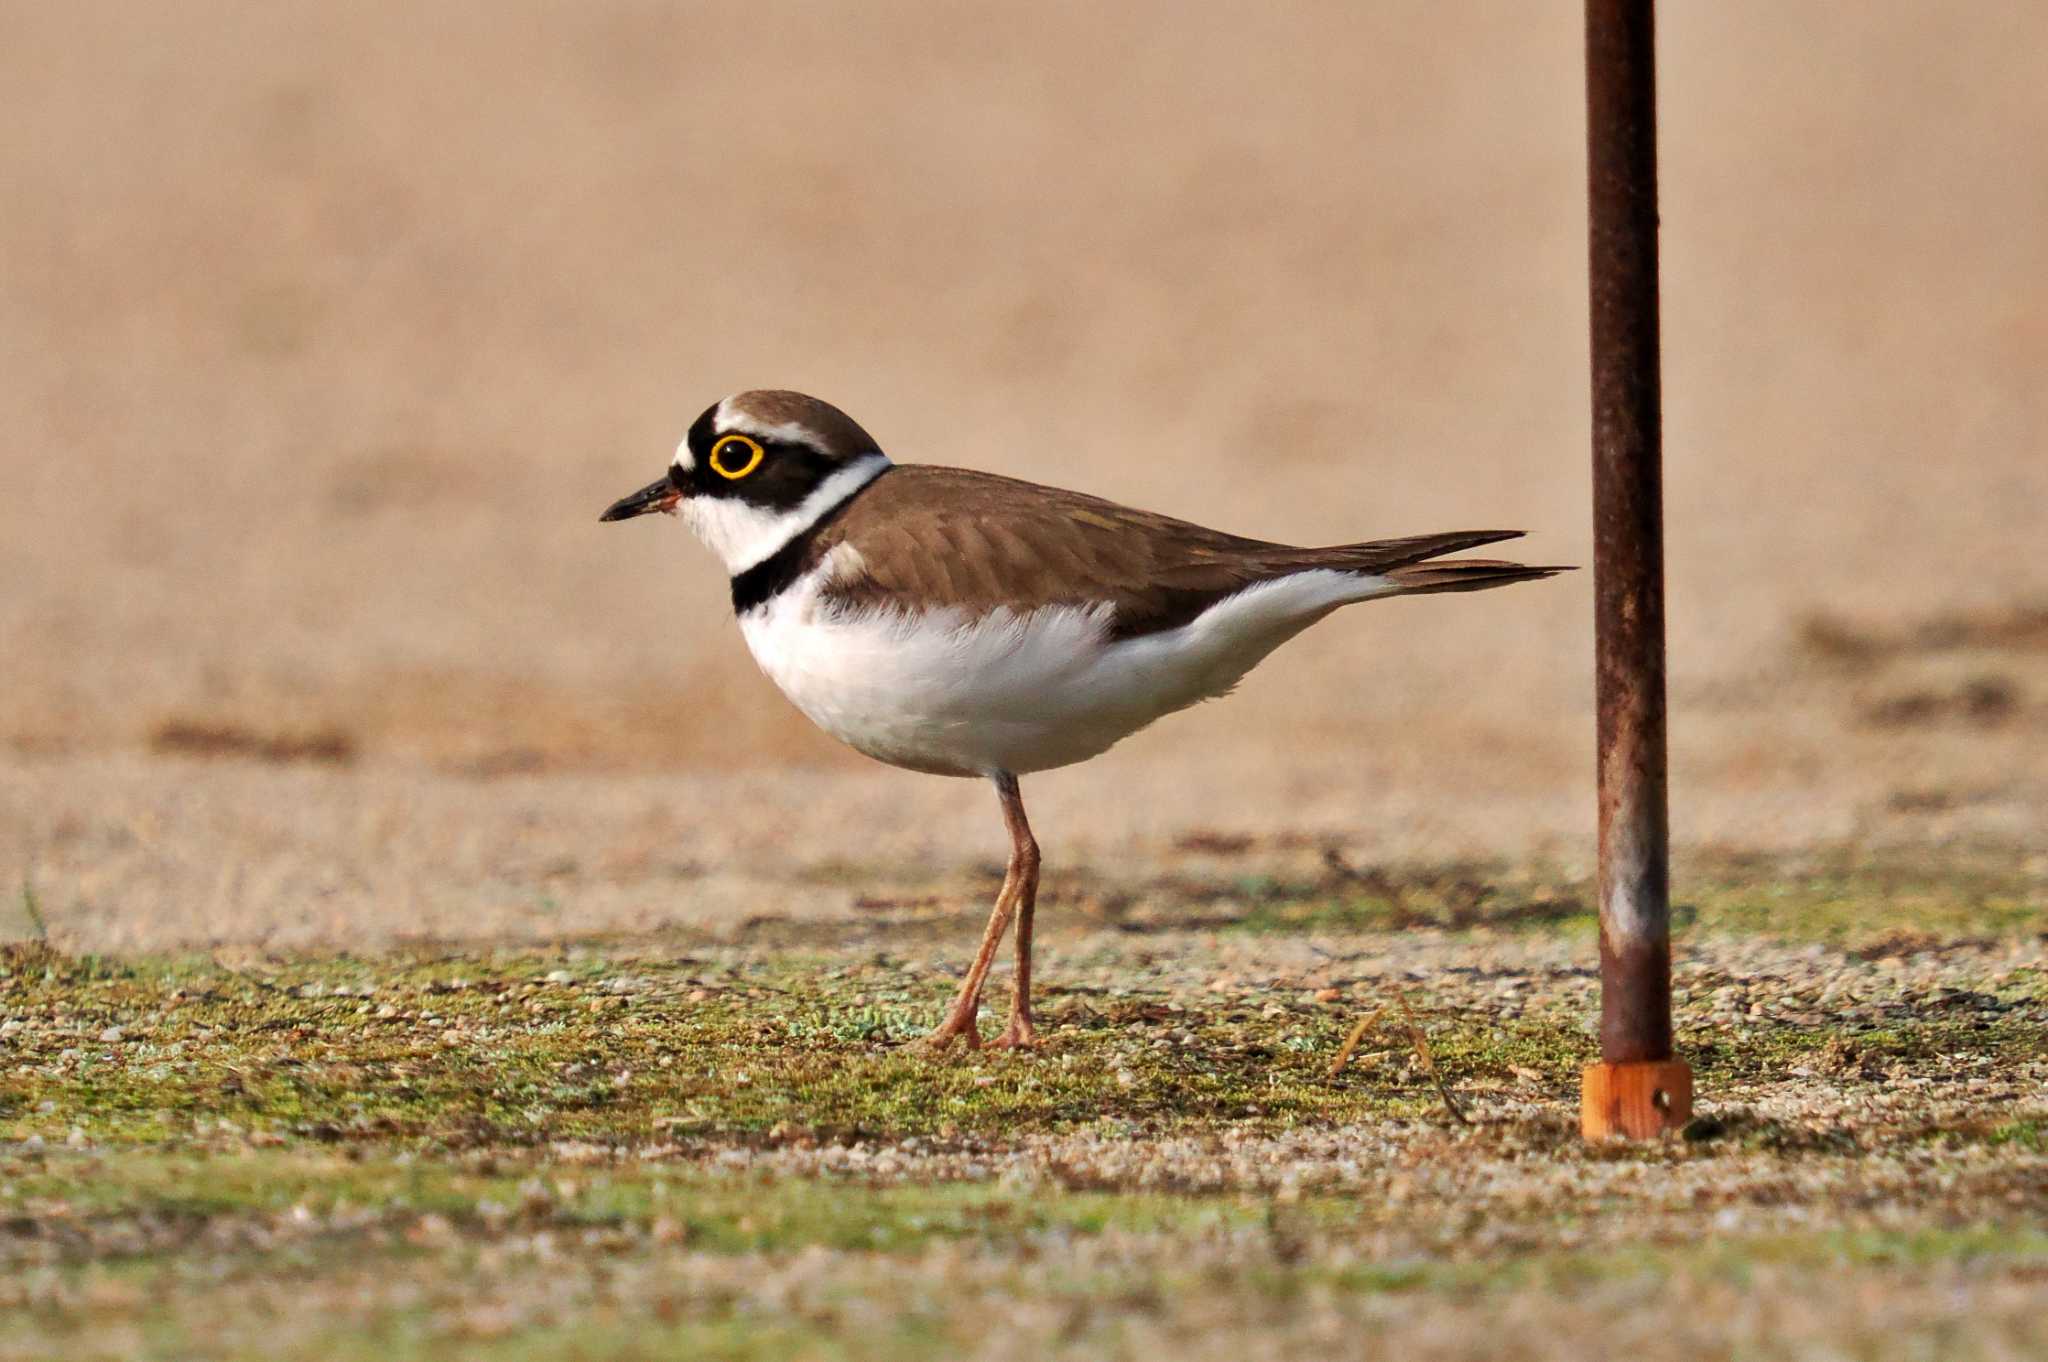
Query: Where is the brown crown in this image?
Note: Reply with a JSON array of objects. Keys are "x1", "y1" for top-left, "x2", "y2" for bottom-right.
[{"x1": 723, "y1": 390, "x2": 881, "y2": 460}]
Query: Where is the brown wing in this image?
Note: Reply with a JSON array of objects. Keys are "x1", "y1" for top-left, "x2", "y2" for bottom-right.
[{"x1": 813, "y1": 466, "x2": 1537, "y2": 639}]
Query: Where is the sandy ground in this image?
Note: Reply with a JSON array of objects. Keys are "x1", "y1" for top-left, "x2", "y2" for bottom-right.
[{"x1": 3, "y1": 3, "x2": 2046, "y2": 950}]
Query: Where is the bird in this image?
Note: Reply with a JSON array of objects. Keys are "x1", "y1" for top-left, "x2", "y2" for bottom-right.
[{"x1": 601, "y1": 390, "x2": 1566, "y2": 1050}]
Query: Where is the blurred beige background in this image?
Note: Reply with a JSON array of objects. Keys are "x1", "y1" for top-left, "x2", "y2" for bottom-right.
[{"x1": 3, "y1": 2, "x2": 2043, "y2": 949}]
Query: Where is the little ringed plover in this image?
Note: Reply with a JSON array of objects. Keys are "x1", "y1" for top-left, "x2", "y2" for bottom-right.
[{"x1": 602, "y1": 390, "x2": 1566, "y2": 1049}]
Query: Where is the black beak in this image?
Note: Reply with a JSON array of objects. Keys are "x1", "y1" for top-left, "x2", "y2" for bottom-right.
[{"x1": 600, "y1": 475, "x2": 682, "y2": 523}]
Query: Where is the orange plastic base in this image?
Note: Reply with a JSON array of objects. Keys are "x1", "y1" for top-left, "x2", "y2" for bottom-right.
[{"x1": 1581, "y1": 1060, "x2": 1693, "y2": 1140}]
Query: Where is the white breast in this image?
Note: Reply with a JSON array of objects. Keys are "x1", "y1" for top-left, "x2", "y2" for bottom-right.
[{"x1": 738, "y1": 562, "x2": 1398, "y2": 777}]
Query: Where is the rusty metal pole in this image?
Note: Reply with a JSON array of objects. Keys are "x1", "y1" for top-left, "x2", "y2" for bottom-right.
[{"x1": 1580, "y1": 0, "x2": 1692, "y2": 1140}]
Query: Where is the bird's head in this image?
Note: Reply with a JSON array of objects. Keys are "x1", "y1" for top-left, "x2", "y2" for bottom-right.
[{"x1": 601, "y1": 390, "x2": 892, "y2": 573}]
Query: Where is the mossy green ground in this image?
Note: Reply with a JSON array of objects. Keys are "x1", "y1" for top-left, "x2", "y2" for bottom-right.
[{"x1": 4, "y1": 847, "x2": 2044, "y2": 1360}]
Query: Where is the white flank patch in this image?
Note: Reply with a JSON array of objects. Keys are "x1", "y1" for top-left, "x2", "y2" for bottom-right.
[
  {"x1": 739, "y1": 566, "x2": 1399, "y2": 778},
  {"x1": 678, "y1": 453, "x2": 891, "y2": 574}
]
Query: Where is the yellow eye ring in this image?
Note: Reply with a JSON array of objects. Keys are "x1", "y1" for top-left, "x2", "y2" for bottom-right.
[{"x1": 708, "y1": 434, "x2": 765, "y2": 481}]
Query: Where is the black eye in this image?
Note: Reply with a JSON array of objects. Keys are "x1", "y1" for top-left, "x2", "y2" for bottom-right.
[{"x1": 709, "y1": 435, "x2": 765, "y2": 480}]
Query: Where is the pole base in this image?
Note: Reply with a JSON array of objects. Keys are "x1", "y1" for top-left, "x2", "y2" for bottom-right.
[{"x1": 1581, "y1": 1059, "x2": 1692, "y2": 1140}]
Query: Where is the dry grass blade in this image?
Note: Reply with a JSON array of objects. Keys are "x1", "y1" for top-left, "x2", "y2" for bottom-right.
[
  {"x1": 1392, "y1": 988, "x2": 1468, "y2": 1125},
  {"x1": 208, "y1": 952, "x2": 293, "y2": 996},
  {"x1": 19, "y1": 880, "x2": 49, "y2": 943},
  {"x1": 1325, "y1": 1005, "x2": 1387, "y2": 1079}
]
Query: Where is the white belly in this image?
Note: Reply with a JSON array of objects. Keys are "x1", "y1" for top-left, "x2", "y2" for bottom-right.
[{"x1": 738, "y1": 567, "x2": 1396, "y2": 777}]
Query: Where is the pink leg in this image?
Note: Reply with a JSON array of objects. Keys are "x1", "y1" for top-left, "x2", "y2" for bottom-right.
[
  {"x1": 925, "y1": 773, "x2": 1039, "y2": 1051},
  {"x1": 990, "y1": 778, "x2": 1040, "y2": 1049}
]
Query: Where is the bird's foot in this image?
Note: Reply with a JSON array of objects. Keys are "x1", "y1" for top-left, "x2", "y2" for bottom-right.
[
  {"x1": 988, "y1": 1014, "x2": 1039, "y2": 1050},
  {"x1": 922, "y1": 1014, "x2": 983, "y2": 1052}
]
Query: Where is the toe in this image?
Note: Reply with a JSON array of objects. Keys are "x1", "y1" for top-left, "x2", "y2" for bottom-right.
[
  {"x1": 990, "y1": 1022, "x2": 1039, "y2": 1050},
  {"x1": 923, "y1": 1023, "x2": 982, "y2": 1052}
]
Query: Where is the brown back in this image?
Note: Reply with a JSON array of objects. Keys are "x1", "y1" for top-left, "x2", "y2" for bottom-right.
[{"x1": 808, "y1": 466, "x2": 1532, "y2": 639}]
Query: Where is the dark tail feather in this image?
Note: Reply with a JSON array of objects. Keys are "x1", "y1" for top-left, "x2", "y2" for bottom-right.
[
  {"x1": 1334, "y1": 529, "x2": 1528, "y2": 564},
  {"x1": 1261, "y1": 530, "x2": 1571, "y2": 594},
  {"x1": 1299, "y1": 530, "x2": 1572, "y2": 592},
  {"x1": 1384, "y1": 558, "x2": 1574, "y2": 595}
]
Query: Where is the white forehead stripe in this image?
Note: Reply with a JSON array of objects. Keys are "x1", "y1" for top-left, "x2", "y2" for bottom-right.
[
  {"x1": 672, "y1": 395, "x2": 749, "y2": 472},
  {"x1": 724, "y1": 414, "x2": 845, "y2": 449},
  {"x1": 712, "y1": 395, "x2": 874, "y2": 453}
]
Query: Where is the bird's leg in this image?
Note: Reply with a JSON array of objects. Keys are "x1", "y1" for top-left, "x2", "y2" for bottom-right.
[
  {"x1": 924, "y1": 773, "x2": 1031, "y2": 1051},
  {"x1": 989, "y1": 776, "x2": 1040, "y2": 1050},
  {"x1": 923, "y1": 877, "x2": 1014, "y2": 1050}
]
